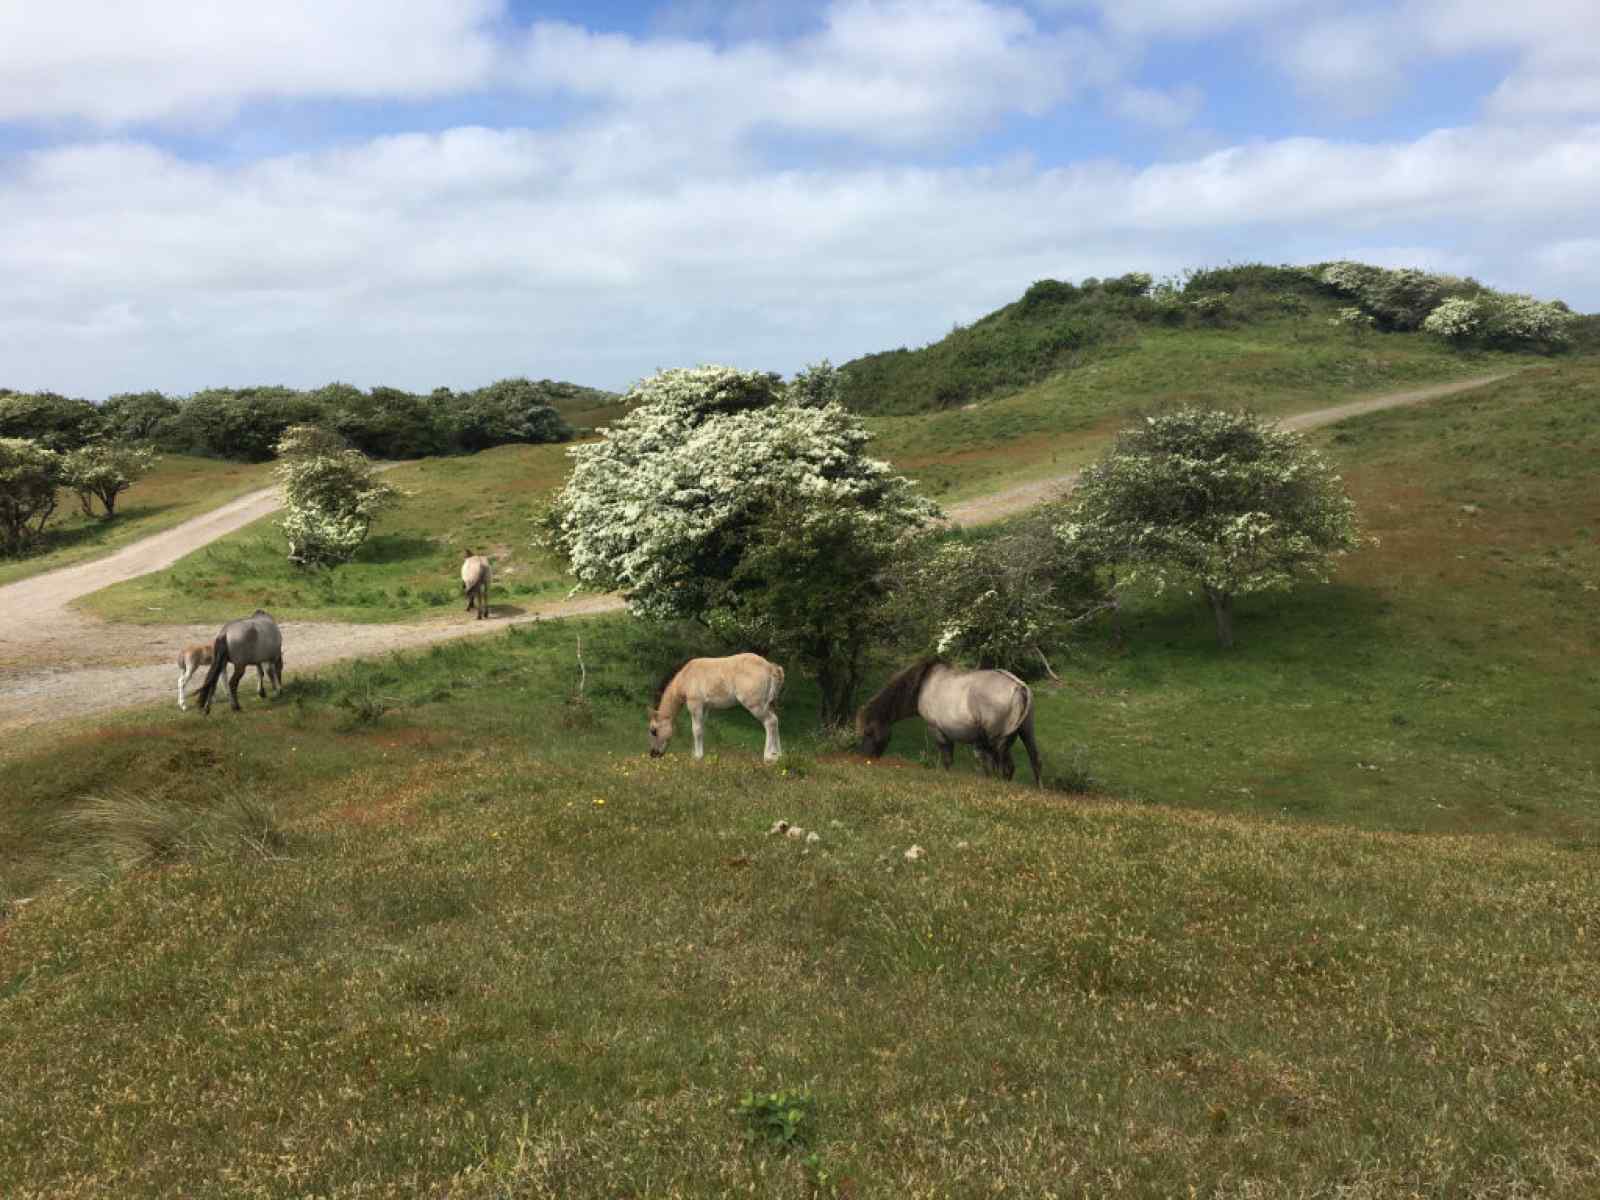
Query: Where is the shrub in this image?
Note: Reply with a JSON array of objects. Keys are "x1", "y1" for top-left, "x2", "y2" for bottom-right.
[
  {"x1": 60, "y1": 443, "x2": 158, "y2": 519},
  {"x1": 545, "y1": 364, "x2": 936, "y2": 719},
  {"x1": 274, "y1": 425, "x2": 401, "y2": 567},
  {"x1": 0, "y1": 392, "x2": 104, "y2": 452},
  {"x1": 99, "y1": 391, "x2": 180, "y2": 443},
  {"x1": 0, "y1": 438, "x2": 64, "y2": 554},
  {"x1": 1059, "y1": 407, "x2": 1369, "y2": 648},
  {"x1": 901, "y1": 508, "x2": 1112, "y2": 676}
]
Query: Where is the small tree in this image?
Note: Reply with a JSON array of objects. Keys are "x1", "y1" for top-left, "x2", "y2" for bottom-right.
[
  {"x1": 61, "y1": 443, "x2": 157, "y2": 519},
  {"x1": 0, "y1": 392, "x2": 104, "y2": 452},
  {"x1": 0, "y1": 438, "x2": 63, "y2": 555},
  {"x1": 1058, "y1": 407, "x2": 1368, "y2": 648},
  {"x1": 99, "y1": 391, "x2": 179, "y2": 443},
  {"x1": 905, "y1": 508, "x2": 1113, "y2": 675},
  {"x1": 715, "y1": 491, "x2": 913, "y2": 724},
  {"x1": 545, "y1": 364, "x2": 937, "y2": 719},
  {"x1": 273, "y1": 425, "x2": 400, "y2": 567}
]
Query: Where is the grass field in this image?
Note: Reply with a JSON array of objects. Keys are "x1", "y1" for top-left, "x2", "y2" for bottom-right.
[
  {"x1": 78, "y1": 319, "x2": 1542, "y2": 628},
  {"x1": 872, "y1": 316, "x2": 1531, "y2": 501},
  {"x1": 78, "y1": 443, "x2": 580, "y2": 625},
  {"x1": 4, "y1": 361, "x2": 1598, "y2": 1196},
  {"x1": 0, "y1": 454, "x2": 274, "y2": 588}
]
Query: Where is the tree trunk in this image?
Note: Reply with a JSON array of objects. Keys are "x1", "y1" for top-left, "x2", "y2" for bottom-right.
[{"x1": 1204, "y1": 587, "x2": 1235, "y2": 649}]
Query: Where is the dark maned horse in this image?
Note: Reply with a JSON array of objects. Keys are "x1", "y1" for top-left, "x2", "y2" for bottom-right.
[
  {"x1": 193, "y1": 610, "x2": 284, "y2": 715},
  {"x1": 857, "y1": 658, "x2": 1042, "y2": 786}
]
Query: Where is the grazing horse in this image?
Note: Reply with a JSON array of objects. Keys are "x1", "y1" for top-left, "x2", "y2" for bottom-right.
[
  {"x1": 192, "y1": 610, "x2": 284, "y2": 715},
  {"x1": 648, "y1": 654, "x2": 785, "y2": 762},
  {"x1": 857, "y1": 658, "x2": 1042, "y2": 786},
  {"x1": 179, "y1": 641, "x2": 272, "y2": 710},
  {"x1": 461, "y1": 551, "x2": 492, "y2": 620}
]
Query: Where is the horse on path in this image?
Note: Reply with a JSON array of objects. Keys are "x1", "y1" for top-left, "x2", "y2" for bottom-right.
[
  {"x1": 461, "y1": 551, "x2": 492, "y2": 620},
  {"x1": 648, "y1": 654, "x2": 785, "y2": 762},
  {"x1": 192, "y1": 610, "x2": 284, "y2": 715},
  {"x1": 857, "y1": 658, "x2": 1042, "y2": 786}
]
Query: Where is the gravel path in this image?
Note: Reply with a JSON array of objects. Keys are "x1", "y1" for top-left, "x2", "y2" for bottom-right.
[{"x1": 0, "y1": 372, "x2": 1510, "y2": 735}]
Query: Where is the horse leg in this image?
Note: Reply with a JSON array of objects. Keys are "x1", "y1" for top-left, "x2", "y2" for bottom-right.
[
  {"x1": 228, "y1": 663, "x2": 247, "y2": 711},
  {"x1": 935, "y1": 734, "x2": 954, "y2": 770},
  {"x1": 759, "y1": 706, "x2": 781, "y2": 762},
  {"x1": 270, "y1": 653, "x2": 284, "y2": 693},
  {"x1": 998, "y1": 734, "x2": 1018, "y2": 781},
  {"x1": 178, "y1": 662, "x2": 191, "y2": 711},
  {"x1": 1018, "y1": 714, "x2": 1043, "y2": 788},
  {"x1": 689, "y1": 702, "x2": 706, "y2": 759},
  {"x1": 256, "y1": 663, "x2": 267, "y2": 698}
]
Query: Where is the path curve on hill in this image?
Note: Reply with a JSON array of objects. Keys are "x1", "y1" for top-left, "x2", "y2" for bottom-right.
[{"x1": 0, "y1": 372, "x2": 1510, "y2": 735}]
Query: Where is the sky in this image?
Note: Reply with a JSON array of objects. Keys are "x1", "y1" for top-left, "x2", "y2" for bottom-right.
[{"x1": 1, "y1": 0, "x2": 1596, "y2": 400}]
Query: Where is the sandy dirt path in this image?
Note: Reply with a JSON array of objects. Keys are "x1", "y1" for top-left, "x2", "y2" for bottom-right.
[
  {"x1": 0, "y1": 372, "x2": 1510, "y2": 735},
  {"x1": 941, "y1": 372, "x2": 1512, "y2": 525}
]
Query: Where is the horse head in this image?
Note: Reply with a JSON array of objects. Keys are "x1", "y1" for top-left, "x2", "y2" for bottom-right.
[
  {"x1": 646, "y1": 706, "x2": 673, "y2": 757},
  {"x1": 856, "y1": 706, "x2": 889, "y2": 758}
]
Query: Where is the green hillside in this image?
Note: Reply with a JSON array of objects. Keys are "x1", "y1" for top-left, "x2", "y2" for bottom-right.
[
  {"x1": 4, "y1": 361, "x2": 1599, "y2": 1198},
  {"x1": 839, "y1": 262, "x2": 1577, "y2": 417}
]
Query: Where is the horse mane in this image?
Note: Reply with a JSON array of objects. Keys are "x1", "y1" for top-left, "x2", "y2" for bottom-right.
[
  {"x1": 653, "y1": 658, "x2": 695, "y2": 706},
  {"x1": 862, "y1": 657, "x2": 946, "y2": 726}
]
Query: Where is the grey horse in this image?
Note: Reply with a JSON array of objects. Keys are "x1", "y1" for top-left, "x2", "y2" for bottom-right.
[
  {"x1": 192, "y1": 610, "x2": 284, "y2": 714},
  {"x1": 461, "y1": 551, "x2": 492, "y2": 620},
  {"x1": 857, "y1": 658, "x2": 1042, "y2": 786}
]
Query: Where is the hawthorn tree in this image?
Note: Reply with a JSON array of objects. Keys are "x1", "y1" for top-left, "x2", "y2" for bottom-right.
[
  {"x1": 273, "y1": 425, "x2": 400, "y2": 567},
  {"x1": 0, "y1": 438, "x2": 63, "y2": 555},
  {"x1": 1058, "y1": 407, "x2": 1368, "y2": 648},
  {"x1": 544, "y1": 364, "x2": 937, "y2": 721},
  {"x1": 903, "y1": 507, "x2": 1112, "y2": 675},
  {"x1": 61, "y1": 443, "x2": 157, "y2": 519}
]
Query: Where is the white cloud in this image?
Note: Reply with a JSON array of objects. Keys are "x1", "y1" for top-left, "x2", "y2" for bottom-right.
[
  {"x1": 2, "y1": 118, "x2": 1596, "y2": 399},
  {"x1": 0, "y1": 0, "x2": 502, "y2": 126},
  {"x1": 1109, "y1": 84, "x2": 1204, "y2": 128},
  {"x1": 1042, "y1": 0, "x2": 1313, "y2": 38},
  {"x1": 515, "y1": 1, "x2": 1117, "y2": 147}
]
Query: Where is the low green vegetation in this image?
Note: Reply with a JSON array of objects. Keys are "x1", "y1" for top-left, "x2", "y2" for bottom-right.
[
  {"x1": 2, "y1": 567, "x2": 1597, "y2": 1195},
  {"x1": 842, "y1": 261, "x2": 1574, "y2": 418},
  {"x1": 2, "y1": 281, "x2": 1596, "y2": 1196},
  {"x1": 0, "y1": 454, "x2": 273, "y2": 587},
  {"x1": 79, "y1": 442, "x2": 579, "y2": 625},
  {"x1": 869, "y1": 315, "x2": 1530, "y2": 501}
]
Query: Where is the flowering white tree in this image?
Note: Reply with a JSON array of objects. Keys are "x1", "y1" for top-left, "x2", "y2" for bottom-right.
[
  {"x1": 545, "y1": 364, "x2": 938, "y2": 717},
  {"x1": 1423, "y1": 293, "x2": 1573, "y2": 349},
  {"x1": 1057, "y1": 408, "x2": 1368, "y2": 648},
  {"x1": 274, "y1": 425, "x2": 400, "y2": 567},
  {"x1": 61, "y1": 443, "x2": 157, "y2": 519}
]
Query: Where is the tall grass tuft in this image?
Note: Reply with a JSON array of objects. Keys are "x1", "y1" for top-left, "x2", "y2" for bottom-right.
[{"x1": 54, "y1": 789, "x2": 286, "y2": 882}]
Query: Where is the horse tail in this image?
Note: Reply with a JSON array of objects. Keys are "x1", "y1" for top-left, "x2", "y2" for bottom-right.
[
  {"x1": 768, "y1": 664, "x2": 785, "y2": 708},
  {"x1": 193, "y1": 633, "x2": 230, "y2": 712}
]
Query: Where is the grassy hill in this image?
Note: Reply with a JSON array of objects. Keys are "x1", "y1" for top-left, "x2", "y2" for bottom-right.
[
  {"x1": 850, "y1": 264, "x2": 1564, "y2": 500},
  {"x1": 4, "y1": 362, "x2": 1598, "y2": 1197},
  {"x1": 78, "y1": 442, "x2": 581, "y2": 626},
  {"x1": 0, "y1": 455, "x2": 274, "y2": 589}
]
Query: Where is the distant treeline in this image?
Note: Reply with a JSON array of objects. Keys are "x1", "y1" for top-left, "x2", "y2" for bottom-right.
[
  {"x1": 839, "y1": 262, "x2": 1586, "y2": 415},
  {"x1": 0, "y1": 377, "x2": 618, "y2": 461}
]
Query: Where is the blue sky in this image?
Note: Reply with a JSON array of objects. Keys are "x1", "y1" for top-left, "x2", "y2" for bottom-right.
[{"x1": 1, "y1": 0, "x2": 1595, "y2": 399}]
